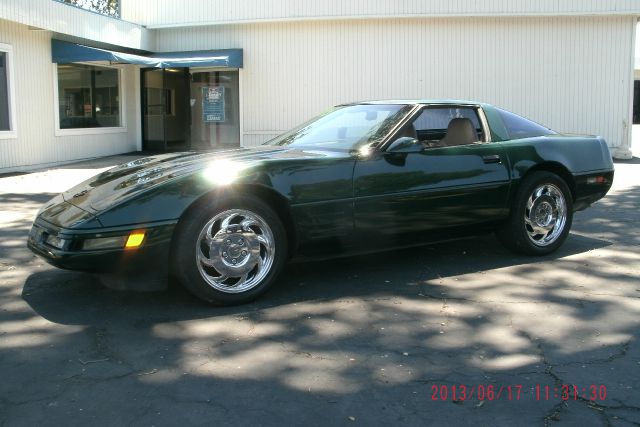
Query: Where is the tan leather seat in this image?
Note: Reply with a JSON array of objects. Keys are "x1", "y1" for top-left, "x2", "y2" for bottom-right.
[
  {"x1": 396, "y1": 123, "x2": 418, "y2": 140},
  {"x1": 440, "y1": 118, "x2": 478, "y2": 146}
]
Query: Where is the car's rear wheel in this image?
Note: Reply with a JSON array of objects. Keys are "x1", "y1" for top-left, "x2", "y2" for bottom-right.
[
  {"x1": 497, "y1": 171, "x2": 573, "y2": 255},
  {"x1": 173, "y1": 194, "x2": 287, "y2": 305}
]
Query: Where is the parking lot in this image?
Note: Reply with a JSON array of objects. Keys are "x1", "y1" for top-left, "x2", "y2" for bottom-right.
[{"x1": 0, "y1": 155, "x2": 638, "y2": 426}]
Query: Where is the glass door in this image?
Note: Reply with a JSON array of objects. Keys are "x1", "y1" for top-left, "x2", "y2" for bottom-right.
[
  {"x1": 142, "y1": 68, "x2": 190, "y2": 152},
  {"x1": 190, "y1": 69, "x2": 240, "y2": 150}
]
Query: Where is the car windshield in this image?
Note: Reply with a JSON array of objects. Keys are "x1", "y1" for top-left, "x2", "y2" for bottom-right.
[{"x1": 264, "y1": 104, "x2": 412, "y2": 150}]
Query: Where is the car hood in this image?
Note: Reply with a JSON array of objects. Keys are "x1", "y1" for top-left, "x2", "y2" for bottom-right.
[{"x1": 61, "y1": 145, "x2": 347, "y2": 215}]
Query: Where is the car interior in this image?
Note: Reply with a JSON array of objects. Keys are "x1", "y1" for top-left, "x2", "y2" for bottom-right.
[{"x1": 399, "y1": 106, "x2": 485, "y2": 149}]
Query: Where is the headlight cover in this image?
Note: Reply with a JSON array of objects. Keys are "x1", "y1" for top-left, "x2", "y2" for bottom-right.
[
  {"x1": 81, "y1": 230, "x2": 146, "y2": 251},
  {"x1": 44, "y1": 234, "x2": 68, "y2": 249},
  {"x1": 82, "y1": 236, "x2": 127, "y2": 251}
]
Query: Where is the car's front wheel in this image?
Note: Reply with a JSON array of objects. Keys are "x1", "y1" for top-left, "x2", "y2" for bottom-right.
[
  {"x1": 497, "y1": 171, "x2": 573, "y2": 255},
  {"x1": 173, "y1": 194, "x2": 287, "y2": 305}
]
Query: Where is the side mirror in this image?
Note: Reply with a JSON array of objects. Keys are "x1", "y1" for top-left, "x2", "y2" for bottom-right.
[{"x1": 387, "y1": 137, "x2": 422, "y2": 153}]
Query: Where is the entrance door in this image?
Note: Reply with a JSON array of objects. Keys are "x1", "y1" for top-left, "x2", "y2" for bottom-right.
[
  {"x1": 190, "y1": 69, "x2": 240, "y2": 150},
  {"x1": 142, "y1": 68, "x2": 190, "y2": 151}
]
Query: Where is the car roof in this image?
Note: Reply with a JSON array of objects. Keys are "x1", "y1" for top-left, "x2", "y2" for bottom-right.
[{"x1": 342, "y1": 99, "x2": 493, "y2": 108}]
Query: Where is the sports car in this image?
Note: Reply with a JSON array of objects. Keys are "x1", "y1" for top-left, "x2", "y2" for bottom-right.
[{"x1": 28, "y1": 100, "x2": 614, "y2": 305}]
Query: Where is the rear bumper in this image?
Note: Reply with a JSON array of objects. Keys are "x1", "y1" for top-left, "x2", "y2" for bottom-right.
[
  {"x1": 573, "y1": 169, "x2": 614, "y2": 211},
  {"x1": 27, "y1": 218, "x2": 177, "y2": 290}
]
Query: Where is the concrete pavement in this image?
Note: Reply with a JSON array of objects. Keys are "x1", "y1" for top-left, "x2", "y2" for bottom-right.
[{"x1": 0, "y1": 154, "x2": 638, "y2": 426}]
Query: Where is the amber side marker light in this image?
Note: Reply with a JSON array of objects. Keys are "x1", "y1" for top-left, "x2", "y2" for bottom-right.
[{"x1": 125, "y1": 231, "x2": 146, "y2": 249}]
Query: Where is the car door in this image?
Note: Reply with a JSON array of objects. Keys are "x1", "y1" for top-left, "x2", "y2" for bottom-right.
[{"x1": 353, "y1": 105, "x2": 511, "y2": 242}]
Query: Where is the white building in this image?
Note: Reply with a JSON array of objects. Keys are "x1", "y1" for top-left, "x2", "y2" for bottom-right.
[{"x1": 0, "y1": 0, "x2": 639, "y2": 172}]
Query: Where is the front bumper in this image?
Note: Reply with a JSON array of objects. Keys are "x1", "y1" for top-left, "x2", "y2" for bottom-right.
[{"x1": 27, "y1": 218, "x2": 177, "y2": 290}]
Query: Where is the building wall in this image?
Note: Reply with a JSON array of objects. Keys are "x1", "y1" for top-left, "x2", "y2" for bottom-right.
[
  {"x1": 122, "y1": 0, "x2": 640, "y2": 28},
  {"x1": 0, "y1": 19, "x2": 140, "y2": 171},
  {"x1": 0, "y1": 8, "x2": 637, "y2": 169},
  {"x1": 156, "y1": 16, "x2": 635, "y2": 155},
  {"x1": 0, "y1": 0, "x2": 152, "y2": 50}
]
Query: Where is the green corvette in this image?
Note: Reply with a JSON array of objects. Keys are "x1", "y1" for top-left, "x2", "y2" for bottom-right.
[{"x1": 28, "y1": 100, "x2": 614, "y2": 304}]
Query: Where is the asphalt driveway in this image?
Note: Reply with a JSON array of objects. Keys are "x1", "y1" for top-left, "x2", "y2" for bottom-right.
[{"x1": 0, "y1": 154, "x2": 638, "y2": 426}]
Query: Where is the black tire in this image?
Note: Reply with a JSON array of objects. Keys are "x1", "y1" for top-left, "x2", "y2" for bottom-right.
[
  {"x1": 497, "y1": 171, "x2": 573, "y2": 256},
  {"x1": 172, "y1": 194, "x2": 287, "y2": 305}
]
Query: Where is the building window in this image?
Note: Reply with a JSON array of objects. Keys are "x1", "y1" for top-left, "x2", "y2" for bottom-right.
[
  {"x1": 0, "y1": 43, "x2": 16, "y2": 138},
  {"x1": 0, "y1": 52, "x2": 10, "y2": 131},
  {"x1": 633, "y1": 81, "x2": 640, "y2": 125},
  {"x1": 57, "y1": 63, "x2": 121, "y2": 129},
  {"x1": 55, "y1": 0, "x2": 120, "y2": 18}
]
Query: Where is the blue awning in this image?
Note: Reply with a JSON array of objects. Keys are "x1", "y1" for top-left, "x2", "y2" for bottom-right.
[{"x1": 51, "y1": 39, "x2": 243, "y2": 68}]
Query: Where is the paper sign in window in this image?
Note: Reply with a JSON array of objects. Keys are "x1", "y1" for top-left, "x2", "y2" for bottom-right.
[{"x1": 202, "y1": 86, "x2": 225, "y2": 123}]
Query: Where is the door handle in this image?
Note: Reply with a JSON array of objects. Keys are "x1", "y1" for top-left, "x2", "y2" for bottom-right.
[{"x1": 482, "y1": 154, "x2": 501, "y2": 164}]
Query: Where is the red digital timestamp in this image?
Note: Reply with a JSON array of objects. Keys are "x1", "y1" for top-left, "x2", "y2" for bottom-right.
[{"x1": 430, "y1": 384, "x2": 607, "y2": 401}]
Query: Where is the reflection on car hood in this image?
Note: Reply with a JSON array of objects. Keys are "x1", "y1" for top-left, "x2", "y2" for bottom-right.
[{"x1": 61, "y1": 146, "x2": 342, "y2": 213}]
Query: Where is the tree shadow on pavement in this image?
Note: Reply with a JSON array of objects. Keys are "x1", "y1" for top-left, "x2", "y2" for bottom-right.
[{"x1": 2, "y1": 182, "x2": 639, "y2": 426}]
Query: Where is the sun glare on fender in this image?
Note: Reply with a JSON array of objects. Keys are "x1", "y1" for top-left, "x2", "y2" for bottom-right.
[{"x1": 202, "y1": 159, "x2": 249, "y2": 185}]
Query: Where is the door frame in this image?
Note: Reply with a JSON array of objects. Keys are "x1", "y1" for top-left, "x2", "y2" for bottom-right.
[{"x1": 189, "y1": 67, "x2": 242, "y2": 150}]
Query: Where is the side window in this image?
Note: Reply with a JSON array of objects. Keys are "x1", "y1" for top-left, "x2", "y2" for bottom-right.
[
  {"x1": 497, "y1": 108, "x2": 555, "y2": 139},
  {"x1": 412, "y1": 107, "x2": 483, "y2": 146}
]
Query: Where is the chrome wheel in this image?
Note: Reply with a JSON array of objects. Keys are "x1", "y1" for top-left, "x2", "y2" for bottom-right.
[
  {"x1": 524, "y1": 183, "x2": 567, "y2": 247},
  {"x1": 196, "y1": 209, "x2": 275, "y2": 293}
]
